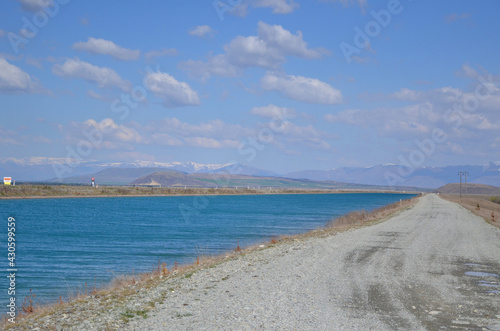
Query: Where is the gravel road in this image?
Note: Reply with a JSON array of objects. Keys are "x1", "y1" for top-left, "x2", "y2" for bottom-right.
[{"x1": 122, "y1": 194, "x2": 500, "y2": 330}]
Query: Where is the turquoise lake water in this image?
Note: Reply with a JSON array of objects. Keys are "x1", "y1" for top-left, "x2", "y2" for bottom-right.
[{"x1": 0, "y1": 193, "x2": 415, "y2": 309}]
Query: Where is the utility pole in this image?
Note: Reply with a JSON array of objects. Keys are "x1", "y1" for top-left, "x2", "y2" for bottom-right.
[
  {"x1": 458, "y1": 172, "x2": 463, "y2": 198},
  {"x1": 464, "y1": 172, "x2": 468, "y2": 197},
  {"x1": 458, "y1": 172, "x2": 469, "y2": 198}
]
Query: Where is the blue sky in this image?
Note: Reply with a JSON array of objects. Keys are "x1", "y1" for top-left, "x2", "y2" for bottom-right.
[{"x1": 1, "y1": 0, "x2": 499, "y2": 174}]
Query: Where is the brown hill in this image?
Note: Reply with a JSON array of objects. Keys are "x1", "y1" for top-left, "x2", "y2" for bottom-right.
[
  {"x1": 435, "y1": 183, "x2": 500, "y2": 195},
  {"x1": 130, "y1": 171, "x2": 424, "y2": 191}
]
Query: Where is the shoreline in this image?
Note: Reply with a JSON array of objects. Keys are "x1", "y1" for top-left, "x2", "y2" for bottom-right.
[
  {"x1": 3, "y1": 195, "x2": 420, "y2": 329},
  {"x1": 0, "y1": 186, "x2": 421, "y2": 200}
]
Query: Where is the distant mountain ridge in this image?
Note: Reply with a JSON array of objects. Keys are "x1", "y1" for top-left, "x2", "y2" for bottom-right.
[
  {"x1": 129, "y1": 171, "x2": 418, "y2": 191},
  {"x1": 0, "y1": 158, "x2": 255, "y2": 182},
  {"x1": 286, "y1": 163, "x2": 500, "y2": 189},
  {"x1": 1, "y1": 157, "x2": 499, "y2": 189}
]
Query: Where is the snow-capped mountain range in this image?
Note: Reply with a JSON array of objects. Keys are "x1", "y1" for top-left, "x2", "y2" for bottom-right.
[{"x1": 1, "y1": 157, "x2": 499, "y2": 189}]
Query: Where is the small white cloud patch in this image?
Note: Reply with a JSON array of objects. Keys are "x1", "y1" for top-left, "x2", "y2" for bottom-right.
[
  {"x1": 0, "y1": 58, "x2": 40, "y2": 94},
  {"x1": 144, "y1": 71, "x2": 200, "y2": 108},
  {"x1": 52, "y1": 58, "x2": 131, "y2": 92},
  {"x1": 189, "y1": 25, "x2": 216, "y2": 38},
  {"x1": 261, "y1": 72, "x2": 343, "y2": 105},
  {"x1": 73, "y1": 37, "x2": 140, "y2": 61}
]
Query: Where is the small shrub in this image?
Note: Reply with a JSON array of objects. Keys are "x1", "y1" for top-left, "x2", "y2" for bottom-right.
[
  {"x1": 21, "y1": 289, "x2": 36, "y2": 315},
  {"x1": 490, "y1": 197, "x2": 500, "y2": 204},
  {"x1": 162, "y1": 262, "x2": 169, "y2": 275}
]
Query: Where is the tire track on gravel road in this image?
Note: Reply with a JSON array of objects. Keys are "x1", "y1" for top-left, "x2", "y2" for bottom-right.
[{"x1": 125, "y1": 194, "x2": 499, "y2": 330}]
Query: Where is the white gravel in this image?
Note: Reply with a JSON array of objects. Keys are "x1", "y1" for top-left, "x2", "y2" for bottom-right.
[{"x1": 122, "y1": 194, "x2": 500, "y2": 330}]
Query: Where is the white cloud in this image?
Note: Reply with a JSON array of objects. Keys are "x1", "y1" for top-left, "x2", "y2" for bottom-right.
[
  {"x1": 17, "y1": 0, "x2": 53, "y2": 12},
  {"x1": 0, "y1": 57, "x2": 41, "y2": 94},
  {"x1": 253, "y1": 0, "x2": 299, "y2": 14},
  {"x1": 225, "y1": 22, "x2": 322, "y2": 69},
  {"x1": 460, "y1": 64, "x2": 479, "y2": 79},
  {"x1": 319, "y1": 0, "x2": 367, "y2": 12},
  {"x1": 144, "y1": 48, "x2": 178, "y2": 61},
  {"x1": 180, "y1": 22, "x2": 323, "y2": 80},
  {"x1": 151, "y1": 117, "x2": 251, "y2": 141},
  {"x1": 0, "y1": 126, "x2": 23, "y2": 145},
  {"x1": 390, "y1": 88, "x2": 423, "y2": 102},
  {"x1": 146, "y1": 117, "x2": 252, "y2": 149},
  {"x1": 63, "y1": 113, "x2": 335, "y2": 154},
  {"x1": 261, "y1": 72, "x2": 343, "y2": 104},
  {"x1": 63, "y1": 116, "x2": 254, "y2": 151},
  {"x1": 390, "y1": 87, "x2": 463, "y2": 105},
  {"x1": 144, "y1": 71, "x2": 200, "y2": 108},
  {"x1": 250, "y1": 104, "x2": 296, "y2": 119},
  {"x1": 184, "y1": 137, "x2": 239, "y2": 149},
  {"x1": 65, "y1": 118, "x2": 143, "y2": 150},
  {"x1": 277, "y1": 122, "x2": 333, "y2": 150},
  {"x1": 179, "y1": 54, "x2": 241, "y2": 82},
  {"x1": 86, "y1": 89, "x2": 111, "y2": 102},
  {"x1": 323, "y1": 109, "x2": 359, "y2": 125},
  {"x1": 150, "y1": 133, "x2": 183, "y2": 146},
  {"x1": 325, "y1": 71, "x2": 500, "y2": 150},
  {"x1": 189, "y1": 25, "x2": 216, "y2": 38},
  {"x1": 324, "y1": 103, "x2": 439, "y2": 137},
  {"x1": 73, "y1": 37, "x2": 140, "y2": 61},
  {"x1": 87, "y1": 118, "x2": 143, "y2": 143},
  {"x1": 216, "y1": 0, "x2": 297, "y2": 18},
  {"x1": 390, "y1": 84, "x2": 500, "y2": 113},
  {"x1": 250, "y1": 106, "x2": 335, "y2": 151},
  {"x1": 465, "y1": 114, "x2": 500, "y2": 131},
  {"x1": 52, "y1": 58, "x2": 131, "y2": 92}
]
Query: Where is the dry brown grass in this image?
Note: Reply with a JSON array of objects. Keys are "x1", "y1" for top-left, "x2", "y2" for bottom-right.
[
  {"x1": 440, "y1": 194, "x2": 500, "y2": 228},
  {"x1": 2, "y1": 259, "x2": 179, "y2": 329},
  {"x1": 324, "y1": 196, "x2": 419, "y2": 230},
  {"x1": 490, "y1": 196, "x2": 500, "y2": 204},
  {"x1": 2, "y1": 288, "x2": 70, "y2": 328},
  {"x1": 0, "y1": 184, "x2": 418, "y2": 199}
]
